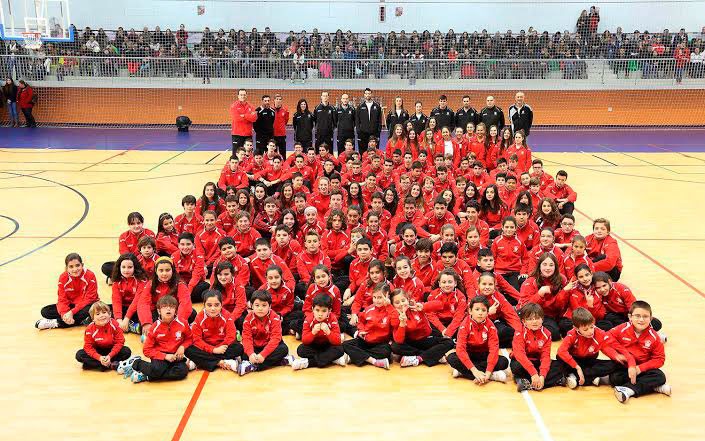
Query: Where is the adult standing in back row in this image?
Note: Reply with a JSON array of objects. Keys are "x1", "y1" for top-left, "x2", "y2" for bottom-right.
[
  {"x1": 430, "y1": 94, "x2": 455, "y2": 131},
  {"x1": 508, "y1": 91, "x2": 533, "y2": 137},
  {"x1": 230, "y1": 89, "x2": 257, "y2": 155},
  {"x1": 254, "y1": 94, "x2": 276, "y2": 153},
  {"x1": 314, "y1": 91, "x2": 337, "y2": 152},
  {"x1": 356, "y1": 88, "x2": 382, "y2": 155},
  {"x1": 17, "y1": 80, "x2": 36, "y2": 128},
  {"x1": 479, "y1": 96, "x2": 504, "y2": 132},
  {"x1": 273, "y1": 94, "x2": 289, "y2": 159},
  {"x1": 336, "y1": 93, "x2": 356, "y2": 155}
]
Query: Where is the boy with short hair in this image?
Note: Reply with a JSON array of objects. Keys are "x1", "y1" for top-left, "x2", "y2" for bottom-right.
[
  {"x1": 292, "y1": 294, "x2": 347, "y2": 370},
  {"x1": 218, "y1": 155, "x2": 249, "y2": 192},
  {"x1": 75, "y1": 301, "x2": 134, "y2": 371},
  {"x1": 253, "y1": 196, "x2": 281, "y2": 239},
  {"x1": 230, "y1": 212, "x2": 261, "y2": 257},
  {"x1": 545, "y1": 170, "x2": 577, "y2": 215},
  {"x1": 609, "y1": 300, "x2": 670, "y2": 403},
  {"x1": 557, "y1": 307, "x2": 632, "y2": 389},
  {"x1": 239, "y1": 290, "x2": 292, "y2": 375},
  {"x1": 217, "y1": 195, "x2": 239, "y2": 235},
  {"x1": 412, "y1": 238, "x2": 439, "y2": 295},
  {"x1": 175, "y1": 195, "x2": 203, "y2": 234},
  {"x1": 249, "y1": 238, "x2": 295, "y2": 290}
]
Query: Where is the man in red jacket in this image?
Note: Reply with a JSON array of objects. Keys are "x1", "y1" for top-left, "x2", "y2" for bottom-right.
[
  {"x1": 273, "y1": 94, "x2": 289, "y2": 158},
  {"x1": 17, "y1": 80, "x2": 37, "y2": 128},
  {"x1": 230, "y1": 89, "x2": 257, "y2": 155}
]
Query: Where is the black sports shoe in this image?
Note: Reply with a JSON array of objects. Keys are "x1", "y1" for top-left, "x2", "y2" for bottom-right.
[{"x1": 516, "y1": 378, "x2": 532, "y2": 392}]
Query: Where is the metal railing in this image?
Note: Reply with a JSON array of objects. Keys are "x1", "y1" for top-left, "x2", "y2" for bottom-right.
[{"x1": 0, "y1": 55, "x2": 703, "y2": 83}]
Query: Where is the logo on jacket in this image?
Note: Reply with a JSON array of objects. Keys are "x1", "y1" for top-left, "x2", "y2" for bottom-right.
[
  {"x1": 588, "y1": 345, "x2": 595, "y2": 353},
  {"x1": 644, "y1": 340, "x2": 652, "y2": 348},
  {"x1": 175, "y1": 331, "x2": 182, "y2": 339},
  {"x1": 482, "y1": 332, "x2": 488, "y2": 341},
  {"x1": 538, "y1": 340, "x2": 545, "y2": 347}
]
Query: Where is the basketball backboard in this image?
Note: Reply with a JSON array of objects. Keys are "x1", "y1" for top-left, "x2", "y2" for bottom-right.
[{"x1": 0, "y1": 0, "x2": 73, "y2": 43}]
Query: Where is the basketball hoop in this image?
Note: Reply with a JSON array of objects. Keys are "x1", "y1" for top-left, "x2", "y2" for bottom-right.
[{"x1": 21, "y1": 32, "x2": 43, "y2": 50}]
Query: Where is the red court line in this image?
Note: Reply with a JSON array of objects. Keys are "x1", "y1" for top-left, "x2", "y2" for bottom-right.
[
  {"x1": 575, "y1": 208, "x2": 705, "y2": 299},
  {"x1": 172, "y1": 371, "x2": 210, "y2": 441}
]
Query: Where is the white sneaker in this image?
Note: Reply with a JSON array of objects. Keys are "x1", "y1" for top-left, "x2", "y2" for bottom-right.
[
  {"x1": 117, "y1": 355, "x2": 141, "y2": 376},
  {"x1": 490, "y1": 370, "x2": 508, "y2": 383},
  {"x1": 185, "y1": 359, "x2": 196, "y2": 371},
  {"x1": 400, "y1": 356, "x2": 421, "y2": 367},
  {"x1": 654, "y1": 384, "x2": 672, "y2": 396},
  {"x1": 282, "y1": 354, "x2": 295, "y2": 366},
  {"x1": 238, "y1": 360, "x2": 255, "y2": 376},
  {"x1": 332, "y1": 354, "x2": 349, "y2": 366},
  {"x1": 614, "y1": 386, "x2": 633, "y2": 403},
  {"x1": 658, "y1": 331, "x2": 668, "y2": 344},
  {"x1": 373, "y1": 358, "x2": 390, "y2": 370},
  {"x1": 291, "y1": 357, "x2": 310, "y2": 370},
  {"x1": 35, "y1": 318, "x2": 58, "y2": 330},
  {"x1": 451, "y1": 368, "x2": 460, "y2": 378},
  {"x1": 566, "y1": 374, "x2": 578, "y2": 389},
  {"x1": 222, "y1": 359, "x2": 239, "y2": 372},
  {"x1": 592, "y1": 377, "x2": 601, "y2": 387}
]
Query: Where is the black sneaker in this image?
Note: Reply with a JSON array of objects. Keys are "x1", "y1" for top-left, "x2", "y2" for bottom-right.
[{"x1": 516, "y1": 378, "x2": 532, "y2": 392}]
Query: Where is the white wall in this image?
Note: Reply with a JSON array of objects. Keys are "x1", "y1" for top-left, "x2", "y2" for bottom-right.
[{"x1": 14, "y1": 0, "x2": 705, "y2": 34}]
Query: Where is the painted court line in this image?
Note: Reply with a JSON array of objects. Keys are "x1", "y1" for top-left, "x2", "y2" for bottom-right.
[
  {"x1": 575, "y1": 208, "x2": 705, "y2": 299},
  {"x1": 148, "y1": 143, "x2": 202, "y2": 172},
  {"x1": 172, "y1": 371, "x2": 210, "y2": 441}
]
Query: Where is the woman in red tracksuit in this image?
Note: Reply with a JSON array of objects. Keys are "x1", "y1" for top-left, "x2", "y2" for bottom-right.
[
  {"x1": 137, "y1": 257, "x2": 194, "y2": 335},
  {"x1": 385, "y1": 124, "x2": 407, "y2": 158},
  {"x1": 36, "y1": 253, "x2": 99, "y2": 330},
  {"x1": 519, "y1": 253, "x2": 569, "y2": 341},
  {"x1": 156, "y1": 213, "x2": 179, "y2": 256},
  {"x1": 184, "y1": 290, "x2": 244, "y2": 372},
  {"x1": 389, "y1": 288, "x2": 455, "y2": 367},
  {"x1": 16, "y1": 80, "x2": 36, "y2": 127},
  {"x1": 111, "y1": 253, "x2": 148, "y2": 334}
]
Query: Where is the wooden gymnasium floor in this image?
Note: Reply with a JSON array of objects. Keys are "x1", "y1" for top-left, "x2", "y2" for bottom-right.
[{"x1": 1, "y1": 139, "x2": 704, "y2": 440}]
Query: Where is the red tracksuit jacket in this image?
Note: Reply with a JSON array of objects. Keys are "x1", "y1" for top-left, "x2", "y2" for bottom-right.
[
  {"x1": 191, "y1": 310, "x2": 237, "y2": 352},
  {"x1": 174, "y1": 213, "x2": 203, "y2": 235},
  {"x1": 83, "y1": 319, "x2": 125, "y2": 360},
  {"x1": 348, "y1": 256, "x2": 373, "y2": 294},
  {"x1": 271, "y1": 238, "x2": 303, "y2": 277},
  {"x1": 603, "y1": 282, "x2": 636, "y2": 315},
  {"x1": 456, "y1": 218, "x2": 490, "y2": 247},
  {"x1": 112, "y1": 276, "x2": 147, "y2": 320},
  {"x1": 295, "y1": 249, "x2": 331, "y2": 284},
  {"x1": 302, "y1": 313, "x2": 342, "y2": 346},
  {"x1": 56, "y1": 269, "x2": 99, "y2": 316},
  {"x1": 215, "y1": 280, "x2": 247, "y2": 319},
  {"x1": 516, "y1": 220, "x2": 540, "y2": 252},
  {"x1": 358, "y1": 304, "x2": 395, "y2": 344},
  {"x1": 249, "y1": 255, "x2": 295, "y2": 291},
  {"x1": 365, "y1": 228, "x2": 389, "y2": 261},
  {"x1": 412, "y1": 258, "x2": 439, "y2": 294},
  {"x1": 565, "y1": 285, "x2": 606, "y2": 320},
  {"x1": 260, "y1": 282, "x2": 295, "y2": 317},
  {"x1": 421, "y1": 211, "x2": 457, "y2": 236},
  {"x1": 505, "y1": 144, "x2": 532, "y2": 173},
  {"x1": 585, "y1": 234, "x2": 624, "y2": 273},
  {"x1": 321, "y1": 229, "x2": 351, "y2": 267},
  {"x1": 195, "y1": 198, "x2": 226, "y2": 216},
  {"x1": 561, "y1": 252, "x2": 594, "y2": 281},
  {"x1": 231, "y1": 227, "x2": 261, "y2": 257},
  {"x1": 304, "y1": 282, "x2": 342, "y2": 317},
  {"x1": 471, "y1": 268, "x2": 521, "y2": 301},
  {"x1": 171, "y1": 250, "x2": 206, "y2": 292},
  {"x1": 426, "y1": 288, "x2": 467, "y2": 337},
  {"x1": 526, "y1": 245, "x2": 564, "y2": 275},
  {"x1": 458, "y1": 244, "x2": 481, "y2": 268},
  {"x1": 480, "y1": 205, "x2": 510, "y2": 230},
  {"x1": 557, "y1": 327, "x2": 630, "y2": 368},
  {"x1": 217, "y1": 211, "x2": 238, "y2": 235},
  {"x1": 143, "y1": 317, "x2": 193, "y2": 360},
  {"x1": 511, "y1": 325, "x2": 553, "y2": 377},
  {"x1": 609, "y1": 323, "x2": 664, "y2": 372},
  {"x1": 308, "y1": 192, "x2": 331, "y2": 215},
  {"x1": 230, "y1": 100, "x2": 257, "y2": 136},
  {"x1": 389, "y1": 210, "x2": 430, "y2": 239},
  {"x1": 242, "y1": 310, "x2": 283, "y2": 357},
  {"x1": 544, "y1": 182, "x2": 577, "y2": 203},
  {"x1": 157, "y1": 231, "x2": 179, "y2": 255},
  {"x1": 491, "y1": 234, "x2": 527, "y2": 273},
  {"x1": 253, "y1": 212, "x2": 281, "y2": 236},
  {"x1": 390, "y1": 300, "x2": 443, "y2": 342},
  {"x1": 455, "y1": 317, "x2": 500, "y2": 371},
  {"x1": 391, "y1": 275, "x2": 425, "y2": 303},
  {"x1": 137, "y1": 281, "x2": 192, "y2": 325},
  {"x1": 477, "y1": 290, "x2": 522, "y2": 331},
  {"x1": 218, "y1": 167, "x2": 249, "y2": 190},
  {"x1": 195, "y1": 227, "x2": 227, "y2": 266},
  {"x1": 554, "y1": 228, "x2": 580, "y2": 246},
  {"x1": 119, "y1": 229, "x2": 156, "y2": 255},
  {"x1": 137, "y1": 253, "x2": 158, "y2": 277},
  {"x1": 518, "y1": 276, "x2": 569, "y2": 318}
]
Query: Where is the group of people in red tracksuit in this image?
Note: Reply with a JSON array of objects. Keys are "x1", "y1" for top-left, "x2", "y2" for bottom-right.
[{"x1": 34, "y1": 88, "x2": 671, "y2": 404}]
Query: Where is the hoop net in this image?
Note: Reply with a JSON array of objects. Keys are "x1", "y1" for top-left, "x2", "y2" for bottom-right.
[{"x1": 21, "y1": 32, "x2": 43, "y2": 50}]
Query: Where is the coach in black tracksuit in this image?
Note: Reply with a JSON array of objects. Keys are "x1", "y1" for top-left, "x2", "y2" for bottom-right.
[
  {"x1": 479, "y1": 96, "x2": 505, "y2": 131},
  {"x1": 409, "y1": 110, "x2": 429, "y2": 136},
  {"x1": 314, "y1": 92, "x2": 337, "y2": 152},
  {"x1": 508, "y1": 92, "x2": 534, "y2": 136},
  {"x1": 293, "y1": 100, "x2": 315, "y2": 149},
  {"x1": 336, "y1": 94, "x2": 356, "y2": 154},
  {"x1": 386, "y1": 107, "x2": 409, "y2": 133},
  {"x1": 356, "y1": 89, "x2": 382, "y2": 155},
  {"x1": 254, "y1": 99, "x2": 276, "y2": 153},
  {"x1": 455, "y1": 96, "x2": 479, "y2": 132},
  {"x1": 430, "y1": 95, "x2": 455, "y2": 131}
]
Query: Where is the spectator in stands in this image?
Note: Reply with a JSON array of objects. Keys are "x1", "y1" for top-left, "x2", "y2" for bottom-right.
[
  {"x1": 254, "y1": 95, "x2": 276, "y2": 153},
  {"x1": 2, "y1": 78, "x2": 19, "y2": 127},
  {"x1": 355, "y1": 88, "x2": 382, "y2": 154},
  {"x1": 508, "y1": 92, "x2": 533, "y2": 137},
  {"x1": 291, "y1": 47, "x2": 306, "y2": 83},
  {"x1": 229, "y1": 89, "x2": 257, "y2": 155},
  {"x1": 16, "y1": 80, "x2": 36, "y2": 128},
  {"x1": 674, "y1": 42, "x2": 691, "y2": 83},
  {"x1": 690, "y1": 47, "x2": 704, "y2": 78}
]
